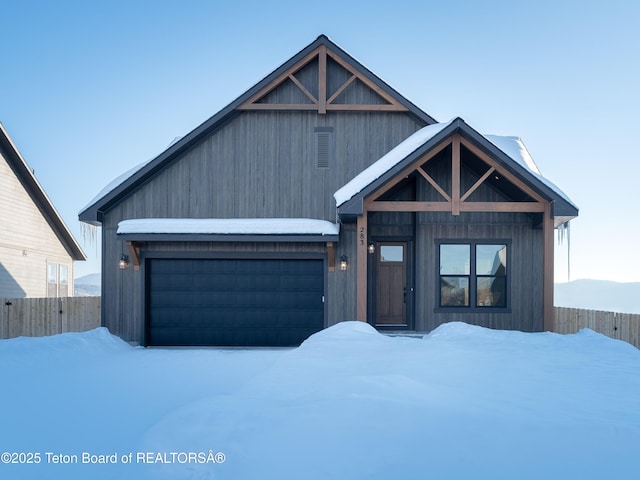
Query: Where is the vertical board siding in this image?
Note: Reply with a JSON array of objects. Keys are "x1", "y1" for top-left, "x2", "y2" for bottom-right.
[
  {"x1": 0, "y1": 297, "x2": 101, "y2": 339},
  {"x1": 105, "y1": 111, "x2": 422, "y2": 223},
  {"x1": 554, "y1": 307, "x2": 640, "y2": 349},
  {"x1": 407, "y1": 143, "x2": 544, "y2": 332},
  {"x1": 101, "y1": 109, "x2": 424, "y2": 342},
  {"x1": 328, "y1": 223, "x2": 357, "y2": 323},
  {"x1": 414, "y1": 215, "x2": 543, "y2": 333}
]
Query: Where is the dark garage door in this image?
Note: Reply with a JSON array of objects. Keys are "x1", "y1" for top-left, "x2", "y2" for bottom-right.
[{"x1": 147, "y1": 258, "x2": 324, "y2": 347}]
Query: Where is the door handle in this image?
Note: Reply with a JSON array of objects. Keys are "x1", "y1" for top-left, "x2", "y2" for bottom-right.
[{"x1": 403, "y1": 287, "x2": 406, "y2": 304}]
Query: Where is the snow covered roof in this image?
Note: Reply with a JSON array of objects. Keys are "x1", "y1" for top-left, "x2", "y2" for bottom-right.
[
  {"x1": 79, "y1": 35, "x2": 436, "y2": 226},
  {"x1": 334, "y1": 118, "x2": 578, "y2": 218},
  {"x1": 334, "y1": 121, "x2": 453, "y2": 206},
  {"x1": 485, "y1": 135, "x2": 577, "y2": 209},
  {"x1": 117, "y1": 218, "x2": 340, "y2": 240}
]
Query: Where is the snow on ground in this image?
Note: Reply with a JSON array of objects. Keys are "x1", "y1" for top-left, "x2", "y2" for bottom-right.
[{"x1": 1, "y1": 322, "x2": 639, "y2": 480}]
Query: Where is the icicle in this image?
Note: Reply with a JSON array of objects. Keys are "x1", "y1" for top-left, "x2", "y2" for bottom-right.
[
  {"x1": 557, "y1": 221, "x2": 567, "y2": 245},
  {"x1": 556, "y1": 221, "x2": 572, "y2": 281},
  {"x1": 567, "y1": 221, "x2": 571, "y2": 282},
  {"x1": 80, "y1": 223, "x2": 99, "y2": 256}
]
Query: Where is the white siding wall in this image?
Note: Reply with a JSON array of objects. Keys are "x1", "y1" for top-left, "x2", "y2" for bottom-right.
[{"x1": 0, "y1": 151, "x2": 73, "y2": 297}]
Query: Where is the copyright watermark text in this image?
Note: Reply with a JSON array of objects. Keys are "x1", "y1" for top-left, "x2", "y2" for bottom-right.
[{"x1": 1, "y1": 450, "x2": 226, "y2": 466}]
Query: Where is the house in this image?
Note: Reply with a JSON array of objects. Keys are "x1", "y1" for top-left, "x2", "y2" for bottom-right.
[
  {"x1": 0, "y1": 123, "x2": 86, "y2": 298},
  {"x1": 79, "y1": 35, "x2": 578, "y2": 347}
]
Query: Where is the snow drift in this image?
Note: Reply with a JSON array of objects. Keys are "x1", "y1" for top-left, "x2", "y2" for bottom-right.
[{"x1": 1, "y1": 322, "x2": 638, "y2": 480}]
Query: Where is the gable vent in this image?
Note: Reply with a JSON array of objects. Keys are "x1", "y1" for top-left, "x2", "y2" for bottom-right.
[{"x1": 315, "y1": 127, "x2": 333, "y2": 169}]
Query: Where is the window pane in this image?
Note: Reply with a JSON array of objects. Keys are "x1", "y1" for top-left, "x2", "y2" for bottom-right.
[
  {"x1": 440, "y1": 244, "x2": 470, "y2": 274},
  {"x1": 59, "y1": 265, "x2": 69, "y2": 297},
  {"x1": 47, "y1": 264, "x2": 57, "y2": 297},
  {"x1": 47, "y1": 264, "x2": 57, "y2": 283},
  {"x1": 476, "y1": 244, "x2": 507, "y2": 275},
  {"x1": 477, "y1": 277, "x2": 506, "y2": 307},
  {"x1": 380, "y1": 245, "x2": 403, "y2": 263},
  {"x1": 59, "y1": 265, "x2": 68, "y2": 284},
  {"x1": 440, "y1": 276, "x2": 469, "y2": 306}
]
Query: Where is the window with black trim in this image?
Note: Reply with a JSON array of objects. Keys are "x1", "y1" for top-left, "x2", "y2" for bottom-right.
[{"x1": 439, "y1": 242, "x2": 508, "y2": 308}]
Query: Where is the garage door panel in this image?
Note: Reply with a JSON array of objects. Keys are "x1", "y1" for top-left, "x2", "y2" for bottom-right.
[{"x1": 147, "y1": 258, "x2": 324, "y2": 346}]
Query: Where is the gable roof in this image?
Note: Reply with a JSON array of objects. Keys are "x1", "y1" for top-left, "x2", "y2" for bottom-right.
[
  {"x1": 79, "y1": 35, "x2": 437, "y2": 225},
  {"x1": 335, "y1": 117, "x2": 578, "y2": 226},
  {"x1": 0, "y1": 123, "x2": 86, "y2": 260}
]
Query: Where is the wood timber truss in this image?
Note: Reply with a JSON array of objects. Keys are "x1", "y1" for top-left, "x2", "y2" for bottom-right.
[
  {"x1": 238, "y1": 45, "x2": 408, "y2": 114},
  {"x1": 355, "y1": 134, "x2": 555, "y2": 331},
  {"x1": 365, "y1": 135, "x2": 546, "y2": 215}
]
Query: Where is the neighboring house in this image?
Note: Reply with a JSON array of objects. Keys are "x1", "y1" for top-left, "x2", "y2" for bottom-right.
[
  {"x1": 79, "y1": 35, "x2": 578, "y2": 347},
  {"x1": 0, "y1": 123, "x2": 86, "y2": 298}
]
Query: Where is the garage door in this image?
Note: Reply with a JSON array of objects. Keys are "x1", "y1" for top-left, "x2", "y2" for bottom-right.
[{"x1": 146, "y1": 258, "x2": 324, "y2": 346}]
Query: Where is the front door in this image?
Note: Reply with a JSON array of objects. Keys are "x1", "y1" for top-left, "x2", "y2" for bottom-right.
[{"x1": 375, "y1": 242, "x2": 407, "y2": 326}]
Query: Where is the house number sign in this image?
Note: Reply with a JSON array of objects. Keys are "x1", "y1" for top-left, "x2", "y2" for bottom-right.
[{"x1": 359, "y1": 226, "x2": 365, "y2": 247}]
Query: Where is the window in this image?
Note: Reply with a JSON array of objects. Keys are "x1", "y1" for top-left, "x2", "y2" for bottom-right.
[
  {"x1": 47, "y1": 263, "x2": 70, "y2": 297},
  {"x1": 439, "y1": 242, "x2": 508, "y2": 309},
  {"x1": 47, "y1": 264, "x2": 58, "y2": 297},
  {"x1": 380, "y1": 245, "x2": 404, "y2": 263},
  {"x1": 59, "y1": 265, "x2": 69, "y2": 297}
]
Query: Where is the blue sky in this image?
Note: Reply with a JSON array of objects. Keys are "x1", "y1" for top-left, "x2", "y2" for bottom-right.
[{"x1": 1, "y1": 0, "x2": 638, "y2": 281}]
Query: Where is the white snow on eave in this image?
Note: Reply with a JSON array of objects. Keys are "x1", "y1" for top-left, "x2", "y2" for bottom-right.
[
  {"x1": 79, "y1": 136, "x2": 184, "y2": 216},
  {"x1": 484, "y1": 135, "x2": 541, "y2": 174},
  {"x1": 334, "y1": 120, "x2": 577, "y2": 212},
  {"x1": 117, "y1": 218, "x2": 340, "y2": 236},
  {"x1": 334, "y1": 121, "x2": 453, "y2": 207},
  {"x1": 485, "y1": 135, "x2": 577, "y2": 209},
  {"x1": 79, "y1": 160, "x2": 151, "y2": 214}
]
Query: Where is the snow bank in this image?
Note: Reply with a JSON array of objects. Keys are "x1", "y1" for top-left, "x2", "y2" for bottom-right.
[{"x1": 1, "y1": 323, "x2": 639, "y2": 480}]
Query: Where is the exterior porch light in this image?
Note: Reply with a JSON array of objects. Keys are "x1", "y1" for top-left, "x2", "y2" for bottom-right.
[
  {"x1": 340, "y1": 255, "x2": 348, "y2": 271},
  {"x1": 119, "y1": 254, "x2": 130, "y2": 269},
  {"x1": 368, "y1": 243, "x2": 375, "y2": 254}
]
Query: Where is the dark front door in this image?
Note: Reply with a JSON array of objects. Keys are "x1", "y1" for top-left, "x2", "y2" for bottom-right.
[{"x1": 375, "y1": 242, "x2": 407, "y2": 326}]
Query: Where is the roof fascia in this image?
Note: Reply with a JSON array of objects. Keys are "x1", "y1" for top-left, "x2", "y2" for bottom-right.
[
  {"x1": 0, "y1": 124, "x2": 86, "y2": 260},
  {"x1": 304, "y1": 36, "x2": 437, "y2": 124},
  {"x1": 456, "y1": 122, "x2": 578, "y2": 216},
  {"x1": 337, "y1": 118, "x2": 578, "y2": 222},
  {"x1": 337, "y1": 119, "x2": 461, "y2": 219},
  {"x1": 79, "y1": 35, "x2": 437, "y2": 224}
]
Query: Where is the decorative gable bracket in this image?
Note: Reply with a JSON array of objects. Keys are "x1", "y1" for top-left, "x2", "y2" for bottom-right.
[
  {"x1": 237, "y1": 45, "x2": 409, "y2": 114},
  {"x1": 366, "y1": 135, "x2": 546, "y2": 216}
]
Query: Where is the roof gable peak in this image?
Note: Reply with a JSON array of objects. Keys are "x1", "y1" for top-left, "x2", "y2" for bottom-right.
[
  {"x1": 78, "y1": 35, "x2": 437, "y2": 224},
  {"x1": 238, "y1": 36, "x2": 416, "y2": 114},
  {"x1": 0, "y1": 123, "x2": 86, "y2": 260},
  {"x1": 335, "y1": 117, "x2": 578, "y2": 226}
]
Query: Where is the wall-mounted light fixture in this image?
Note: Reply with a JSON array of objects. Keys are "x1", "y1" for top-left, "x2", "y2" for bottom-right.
[
  {"x1": 340, "y1": 255, "x2": 348, "y2": 271},
  {"x1": 368, "y1": 243, "x2": 375, "y2": 254},
  {"x1": 119, "y1": 254, "x2": 130, "y2": 269}
]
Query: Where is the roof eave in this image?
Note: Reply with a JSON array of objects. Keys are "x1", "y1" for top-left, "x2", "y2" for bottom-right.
[
  {"x1": 337, "y1": 119, "x2": 462, "y2": 218},
  {"x1": 456, "y1": 122, "x2": 579, "y2": 216},
  {"x1": 337, "y1": 118, "x2": 579, "y2": 223},
  {"x1": 79, "y1": 35, "x2": 437, "y2": 224},
  {"x1": 117, "y1": 232, "x2": 339, "y2": 243},
  {"x1": 1, "y1": 124, "x2": 86, "y2": 261}
]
